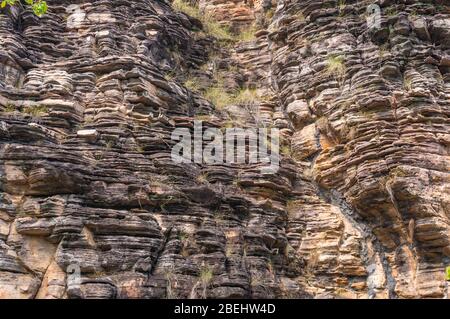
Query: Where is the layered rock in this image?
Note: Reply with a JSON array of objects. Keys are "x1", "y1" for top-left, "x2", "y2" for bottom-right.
[
  {"x1": 269, "y1": 0, "x2": 450, "y2": 298},
  {"x1": 0, "y1": 0, "x2": 449, "y2": 299}
]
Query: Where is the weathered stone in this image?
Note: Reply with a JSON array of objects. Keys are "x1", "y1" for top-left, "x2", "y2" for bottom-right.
[{"x1": 0, "y1": 0, "x2": 449, "y2": 300}]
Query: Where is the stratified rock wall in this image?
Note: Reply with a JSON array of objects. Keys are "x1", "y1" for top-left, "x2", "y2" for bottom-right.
[
  {"x1": 0, "y1": 0, "x2": 449, "y2": 299},
  {"x1": 269, "y1": 0, "x2": 450, "y2": 298}
]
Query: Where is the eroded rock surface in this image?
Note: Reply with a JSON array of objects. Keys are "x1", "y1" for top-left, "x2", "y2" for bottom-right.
[{"x1": 0, "y1": 0, "x2": 449, "y2": 299}]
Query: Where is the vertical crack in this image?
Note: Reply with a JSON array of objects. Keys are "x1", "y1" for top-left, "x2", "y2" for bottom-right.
[{"x1": 149, "y1": 226, "x2": 173, "y2": 277}]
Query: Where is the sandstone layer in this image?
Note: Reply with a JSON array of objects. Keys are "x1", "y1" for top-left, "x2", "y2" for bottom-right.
[{"x1": 0, "y1": 0, "x2": 449, "y2": 299}]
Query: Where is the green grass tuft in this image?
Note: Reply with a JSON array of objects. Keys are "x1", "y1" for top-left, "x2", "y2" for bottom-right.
[
  {"x1": 199, "y1": 266, "x2": 213, "y2": 285},
  {"x1": 184, "y1": 78, "x2": 201, "y2": 92},
  {"x1": 204, "y1": 86, "x2": 258, "y2": 110},
  {"x1": 172, "y1": 0, "x2": 231, "y2": 40},
  {"x1": 2, "y1": 103, "x2": 16, "y2": 113},
  {"x1": 236, "y1": 25, "x2": 257, "y2": 42},
  {"x1": 403, "y1": 78, "x2": 412, "y2": 91},
  {"x1": 23, "y1": 105, "x2": 48, "y2": 117},
  {"x1": 204, "y1": 86, "x2": 233, "y2": 109},
  {"x1": 326, "y1": 55, "x2": 346, "y2": 80}
]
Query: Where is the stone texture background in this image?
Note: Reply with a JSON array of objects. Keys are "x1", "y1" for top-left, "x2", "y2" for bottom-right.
[{"x1": 0, "y1": 0, "x2": 449, "y2": 299}]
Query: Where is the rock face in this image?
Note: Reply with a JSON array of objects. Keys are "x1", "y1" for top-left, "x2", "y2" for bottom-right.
[{"x1": 0, "y1": 0, "x2": 449, "y2": 299}]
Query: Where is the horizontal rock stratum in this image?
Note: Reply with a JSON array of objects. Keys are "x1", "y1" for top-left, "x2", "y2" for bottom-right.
[{"x1": 0, "y1": 0, "x2": 449, "y2": 299}]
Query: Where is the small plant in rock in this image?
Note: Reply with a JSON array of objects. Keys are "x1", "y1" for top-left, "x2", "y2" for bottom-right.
[
  {"x1": 184, "y1": 77, "x2": 201, "y2": 92},
  {"x1": 284, "y1": 244, "x2": 295, "y2": 257},
  {"x1": 233, "y1": 88, "x2": 258, "y2": 105},
  {"x1": 178, "y1": 230, "x2": 190, "y2": 242},
  {"x1": 295, "y1": 12, "x2": 305, "y2": 22},
  {"x1": 205, "y1": 17, "x2": 232, "y2": 40},
  {"x1": 172, "y1": 0, "x2": 231, "y2": 40},
  {"x1": 94, "y1": 152, "x2": 103, "y2": 161},
  {"x1": 236, "y1": 88, "x2": 260, "y2": 121},
  {"x1": 204, "y1": 86, "x2": 233, "y2": 110},
  {"x1": 390, "y1": 167, "x2": 408, "y2": 178},
  {"x1": 326, "y1": 55, "x2": 346, "y2": 80},
  {"x1": 232, "y1": 177, "x2": 241, "y2": 188},
  {"x1": 213, "y1": 210, "x2": 225, "y2": 222},
  {"x1": 436, "y1": 5, "x2": 445, "y2": 12},
  {"x1": 236, "y1": 24, "x2": 257, "y2": 42},
  {"x1": 280, "y1": 144, "x2": 291, "y2": 157},
  {"x1": 24, "y1": 105, "x2": 48, "y2": 117},
  {"x1": 409, "y1": 8, "x2": 419, "y2": 18},
  {"x1": 207, "y1": 86, "x2": 259, "y2": 110},
  {"x1": 403, "y1": 78, "x2": 412, "y2": 91},
  {"x1": 384, "y1": 7, "x2": 397, "y2": 17},
  {"x1": 178, "y1": 230, "x2": 191, "y2": 257},
  {"x1": 338, "y1": 0, "x2": 346, "y2": 16},
  {"x1": 446, "y1": 266, "x2": 450, "y2": 281},
  {"x1": 379, "y1": 44, "x2": 389, "y2": 58},
  {"x1": 250, "y1": 273, "x2": 264, "y2": 287},
  {"x1": 225, "y1": 245, "x2": 233, "y2": 258},
  {"x1": 2, "y1": 103, "x2": 16, "y2": 113},
  {"x1": 135, "y1": 145, "x2": 145, "y2": 153},
  {"x1": 265, "y1": 8, "x2": 274, "y2": 20},
  {"x1": 196, "y1": 173, "x2": 208, "y2": 184},
  {"x1": 200, "y1": 266, "x2": 213, "y2": 285},
  {"x1": 105, "y1": 140, "x2": 114, "y2": 150},
  {"x1": 194, "y1": 114, "x2": 212, "y2": 121},
  {"x1": 164, "y1": 70, "x2": 176, "y2": 81},
  {"x1": 227, "y1": 64, "x2": 239, "y2": 73},
  {"x1": 221, "y1": 120, "x2": 234, "y2": 129},
  {"x1": 1, "y1": 0, "x2": 48, "y2": 17},
  {"x1": 199, "y1": 265, "x2": 213, "y2": 298}
]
